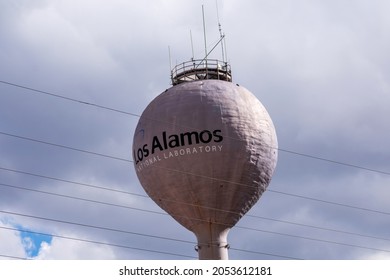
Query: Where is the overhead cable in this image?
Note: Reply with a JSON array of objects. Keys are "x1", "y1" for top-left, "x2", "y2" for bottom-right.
[
  {"x1": 1, "y1": 80, "x2": 389, "y2": 176},
  {"x1": 1, "y1": 128, "x2": 389, "y2": 216},
  {"x1": 2, "y1": 209, "x2": 390, "y2": 255},
  {"x1": 0, "y1": 225, "x2": 300, "y2": 260},
  {"x1": 0, "y1": 225, "x2": 195, "y2": 259},
  {"x1": 1, "y1": 180, "x2": 390, "y2": 243}
]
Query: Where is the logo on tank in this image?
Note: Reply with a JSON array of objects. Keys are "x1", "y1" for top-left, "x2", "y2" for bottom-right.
[{"x1": 133, "y1": 129, "x2": 224, "y2": 172}]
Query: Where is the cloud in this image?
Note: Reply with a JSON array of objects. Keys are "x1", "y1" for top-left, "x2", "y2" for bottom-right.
[
  {"x1": 1, "y1": 0, "x2": 390, "y2": 260},
  {"x1": 16, "y1": 225, "x2": 53, "y2": 258},
  {"x1": 0, "y1": 219, "x2": 26, "y2": 259},
  {"x1": 34, "y1": 233, "x2": 116, "y2": 260},
  {"x1": 0, "y1": 218, "x2": 53, "y2": 258}
]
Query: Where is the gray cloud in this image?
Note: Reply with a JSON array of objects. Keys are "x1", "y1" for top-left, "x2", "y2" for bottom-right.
[{"x1": 1, "y1": 0, "x2": 390, "y2": 260}]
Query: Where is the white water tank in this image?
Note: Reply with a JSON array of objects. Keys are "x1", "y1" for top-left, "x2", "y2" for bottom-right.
[{"x1": 132, "y1": 79, "x2": 277, "y2": 259}]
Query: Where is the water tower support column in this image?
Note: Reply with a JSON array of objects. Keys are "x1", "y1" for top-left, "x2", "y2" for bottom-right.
[{"x1": 194, "y1": 224, "x2": 230, "y2": 260}]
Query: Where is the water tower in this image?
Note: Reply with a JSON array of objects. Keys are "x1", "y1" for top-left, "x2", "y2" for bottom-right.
[{"x1": 132, "y1": 15, "x2": 277, "y2": 260}]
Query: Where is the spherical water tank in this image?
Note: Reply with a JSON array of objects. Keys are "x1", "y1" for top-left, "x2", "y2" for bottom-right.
[{"x1": 132, "y1": 79, "x2": 277, "y2": 259}]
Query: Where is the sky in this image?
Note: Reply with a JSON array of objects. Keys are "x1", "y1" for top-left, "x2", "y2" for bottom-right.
[{"x1": 1, "y1": 0, "x2": 390, "y2": 260}]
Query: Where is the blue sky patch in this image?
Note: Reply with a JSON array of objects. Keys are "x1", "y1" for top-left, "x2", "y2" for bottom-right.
[{"x1": 15, "y1": 225, "x2": 53, "y2": 258}]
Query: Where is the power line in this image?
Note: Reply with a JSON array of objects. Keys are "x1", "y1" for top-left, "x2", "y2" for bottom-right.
[
  {"x1": 245, "y1": 214, "x2": 390, "y2": 242},
  {"x1": 2, "y1": 130, "x2": 390, "y2": 249},
  {"x1": 0, "y1": 253, "x2": 27, "y2": 260},
  {"x1": 0, "y1": 130, "x2": 273, "y2": 197},
  {"x1": 0, "y1": 225, "x2": 300, "y2": 260},
  {"x1": 2, "y1": 163, "x2": 387, "y2": 221},
  {"x1": 2, "y1": 162, "x2": 390, "y2": 234},
  {"x1": 0, "y1": 131, "x2": 132, "y2": 163},
  {"x1": 0, "y1": 182, "x2": 165, "y2": 216},
  {"x1": 229, "y1": 247, "x2": 303, "y2": 260},
  {"x1": 2, "y1": 207, "x2": 390, "y2": 256},
  {"x1": 1, "y1": 166, "x2": 389, "y2": 257},
  {"x1": 1, "y1": 127, "x2": 390, "y2": 217},
  {"x1": 234, "y1": 224, "x2": 390, "y2": 254},
  {"x1": 267, "y1": 189, "x2": 390, "y2": 216},
  {"x1": 2, "y1": 179, "x2": 390, "y2": 244},
  {"x1": 0, "y1": 209, "x2": 186, "y2": 245},
  {"x1": 0, "y1": 166, "x2": 146, "y2": 198},
  {"x1": 0, "y1": 210, "x2": 303, "y2": 260},
  {"x1": 2, "y1": 80, "x2": 390, "y2": 258},
  {"x1": 1, "y1": 79, "x2": 389, "y2": 176},
  {"x1": 2, "y1": 161, "x2": 390, "y2": 242},
  {"x1": 278, "y1": 147, "x2": 390, "y2": 176},
  {"x1": 0, "y1": 80, "x2": 141, "y2": 118},
  {"x1": 0, "y1": 225, "x2": 195, "y2": 259}
]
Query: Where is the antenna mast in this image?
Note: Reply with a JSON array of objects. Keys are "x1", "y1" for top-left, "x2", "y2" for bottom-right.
[
  {"x1": 202, "y1": 5, "x2": 208, "y2": 76},
  {"x1": 170, "y1": 4, "x2": 232, "y2": 85},
  {"x1": 216, "y1": 0, "x2": 226, "y2": 62},
  {"x1": 168, "y1": 46, "x2": 173, "y2": 83},
  {"x1": 190, "y1": 30, "x2": 195, "y2": 61}
]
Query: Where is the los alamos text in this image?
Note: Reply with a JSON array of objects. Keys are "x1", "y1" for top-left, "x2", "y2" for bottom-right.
[{"x1": 133, "y1": 129, "x2": 223, "y2": 164}]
